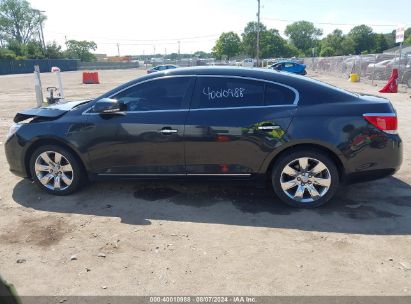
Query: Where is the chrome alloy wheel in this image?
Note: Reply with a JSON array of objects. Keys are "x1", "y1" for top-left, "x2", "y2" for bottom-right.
[
  {"x1": 34, "y1": 151, "x2": 74, "y2": 191},
  {"x1": 280, "y1": 157, "x2": 331, "y2": 203}
]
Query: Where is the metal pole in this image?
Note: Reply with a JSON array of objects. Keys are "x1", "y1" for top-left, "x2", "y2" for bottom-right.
[
  {"x1": 399, "y1": 42, "x2": 403, "y2": 82},
  {"x1": 33, "y1": 10, "x2": 46, "y2": 51},
  {"x1": 256, "y1": 0, "x2": 261, "y2": 67},
  {"x1": 117, "y1": 43, "x2": 120, "y2": 57},
  {"x1": 371, "y1": 54, "x2": 376, "y2": 86},
  {"x1": 39, "y1": 19, "x2": 46, "y2": 51}
]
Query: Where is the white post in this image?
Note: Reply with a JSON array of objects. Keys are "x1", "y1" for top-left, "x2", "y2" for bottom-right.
[
  {"x1": 34, "y1": 65, "x2": 44, "y2": 108},
  {"x1": 56, "y1": 70, "x2": 65, "y2": 101},
  {"x1": 51, "y1": 66, "x2": 66, "y2": 102}
]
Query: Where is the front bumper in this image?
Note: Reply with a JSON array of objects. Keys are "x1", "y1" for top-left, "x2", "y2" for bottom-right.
[{"x1": 5, "y1": 134, "x2": 28, "y2": 178}]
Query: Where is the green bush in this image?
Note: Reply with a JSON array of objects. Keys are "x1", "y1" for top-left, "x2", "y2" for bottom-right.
[{"x1": 0, "y1": 48, "x2": 17, "y2": 59}]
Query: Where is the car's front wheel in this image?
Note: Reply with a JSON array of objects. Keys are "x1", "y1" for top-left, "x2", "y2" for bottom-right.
[
  {"x1": 272, "y1": 149, "x2": 339, "y2": 208},
  {"x1": 29, "y1": 145, "x2": 85, "y2": 195}
]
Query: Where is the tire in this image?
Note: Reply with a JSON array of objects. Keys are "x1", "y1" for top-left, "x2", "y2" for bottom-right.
[
  {"x1": 29, "y1": 144, "x2": 86, "y2": 195},
  {"x1": 271, "y1": 149, "x2": 340, "y2": 208}
]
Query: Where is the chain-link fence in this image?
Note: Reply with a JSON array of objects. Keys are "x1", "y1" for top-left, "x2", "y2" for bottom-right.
[{"x1": 303, "y1": 53, "x2": 411, "y2": 89}]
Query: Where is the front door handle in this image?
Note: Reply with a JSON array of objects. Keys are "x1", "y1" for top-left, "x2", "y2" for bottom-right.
[
  {"x1": 258, "y1": 125, "x2": 280, "y2": 131},
  {"x1": 160, "y1": 127, "x2": 178, "y2": 135}
]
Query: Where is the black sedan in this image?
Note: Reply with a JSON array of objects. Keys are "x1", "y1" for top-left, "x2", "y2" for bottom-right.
[{"x1": 5, "y1": 67, "x2": 402, "y2": 207}]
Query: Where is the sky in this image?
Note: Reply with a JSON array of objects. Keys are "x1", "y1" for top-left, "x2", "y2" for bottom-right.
[{"x1": 29, "y1": 0, "x2": 410, "y2": 56}]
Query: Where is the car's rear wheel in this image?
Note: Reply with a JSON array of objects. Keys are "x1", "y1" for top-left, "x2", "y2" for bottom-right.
[
  {"x1": 29, "y1": 145, "x2": 85, "y2": 195},
  {"x1": 271, "y1": 149, "x2": 339, "y2": 208}
]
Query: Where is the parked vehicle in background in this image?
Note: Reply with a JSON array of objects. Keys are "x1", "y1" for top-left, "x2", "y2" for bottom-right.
[
  {"x1": 342, "y1": 55, "x2": 375, "y2": 75},
  {"x1": 242, "y1": 58, "x2": 255, "y2": 67},
  {"x1": 270, "y1": 61, "x2": 307, "y2": 75},
  {"x1": 401, "y1": 61, "x2": 411, "y2": 88},
  {"x1": 147, "y1": 64, "x2": 179, "y2": 74},
  {"x1": 366, "y1": 60, "x2": 391, "y2": 78},
  {"x1": 368, "y1": 57, "x2": 410, "y2": 80},
  {"x1": 5, "y1": 67, "x2": 402, "y2": 208}
]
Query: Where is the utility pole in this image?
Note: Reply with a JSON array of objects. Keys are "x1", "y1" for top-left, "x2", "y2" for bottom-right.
[
  {"x1": 33, "y1": 9, "x2": 46, "y2": 52},
  {"x1": 178, "y1": 41, "x2": 181, "y2": 56},
  {"x1": 256, "y1": 0, "x2": 261, "y2": 67},
  {"x1": 117, "y1": 43, "x2": 121, "y2": 57}
]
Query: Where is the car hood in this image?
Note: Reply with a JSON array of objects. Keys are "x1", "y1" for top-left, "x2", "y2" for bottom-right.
[{"x1": 14, "y1": 100, "x2": 90, "y2": 123}]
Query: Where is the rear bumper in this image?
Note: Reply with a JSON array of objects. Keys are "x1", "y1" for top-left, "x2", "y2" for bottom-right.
[{"x1": 344, "y1": 133, "x2": 402, "y2": 184}]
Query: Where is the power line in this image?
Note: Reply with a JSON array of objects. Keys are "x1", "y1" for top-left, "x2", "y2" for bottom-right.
[
  {"x1": 48, "y1": 31, "x2": 224, "y2": 43},
  {"x1": 98, "y1": 38, "x2": 217, "y2": 46},
  {"x1": 262, "y1": 17, "x2": 397, "y2": 27}
]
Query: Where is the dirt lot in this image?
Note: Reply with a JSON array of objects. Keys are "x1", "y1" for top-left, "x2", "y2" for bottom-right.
[{"x1": 0, "y1": 68, "x2": 410, "y2": 296}]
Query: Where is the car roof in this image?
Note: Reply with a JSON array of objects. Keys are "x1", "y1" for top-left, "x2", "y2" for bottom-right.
[
  {"x1": 98, "y1": 66, "x2": 358, "y2": 105},
  {"x1": 145, "y1": 66, "x2": 297, "y2": 81},
  {"x1": 117, "y1": 66, "x2": 316, "y2": 90}
]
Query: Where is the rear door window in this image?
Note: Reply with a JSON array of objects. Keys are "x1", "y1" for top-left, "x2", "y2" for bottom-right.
[
  {"x1": 193, "y1": 77, "x2": 264, "y2": 109},
  {"x1": 264, "y1": 83, "x2": 297, "y2": 105}
]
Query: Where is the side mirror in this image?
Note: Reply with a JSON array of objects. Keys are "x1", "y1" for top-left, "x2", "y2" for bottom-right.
[{"x1": 92, "y1": 98, "x2": 121, "y2": 114}]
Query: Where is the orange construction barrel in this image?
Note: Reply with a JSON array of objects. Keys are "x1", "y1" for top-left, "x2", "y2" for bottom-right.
[{"x1": 82, "y1": 72, "x2": 100, "y2": 84}]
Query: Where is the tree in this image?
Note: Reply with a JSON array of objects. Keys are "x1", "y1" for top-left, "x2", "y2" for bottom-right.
[
  {"x1": 45, "y1": 41, "x2": 64, "y2": 59},
  {"x1": 6, "y1": 38, "x2": 24, "y2": 56},
  {"x1": 320, "y1": 29, "x2": 344, "y2": 56},
  {"x1": 374, "y1": 33, "x2": 388, "y2": 53},
  {"x1": 25, "y1": 40, "x2": 44, "y2": 58},
  {"x1": 259, "y1": 29, "x2": 298, "y2": 58},
  {"x1": 241, "y1": 21, "x2": 267, "y2": 58},
  {"x1": 405, "y1": 27, "x2": 411, "y2": 41},
  {"x1": 65, "y1": 40, "x2": 97, "y2": 62},
  {"x1": 0, "y1": 0, "x2": 46, "y2": 44},
  {"x1": 193, "y1": 51, "x2": 211, "y2": 58},
  {"x1": 212, "y1": 31, "x2": 241, "y2": 60},
  {"x1": 340, "y1": 37, "x2": 355, "y2": 55},
  {"x1": 348, "y1": 25, "x2": 376, "y2": 54},
  {"x1": 320, "y1": 46, "x2": 335, "y2": 57},
  {"x1": 0, "y1": 46, "x2": 15, "y2": 59},
  {"x1": 285, "y1": 21, "x2": 322, "y2": 55}
]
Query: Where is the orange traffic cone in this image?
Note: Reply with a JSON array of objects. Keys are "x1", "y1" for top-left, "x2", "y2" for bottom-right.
[{"x1": 379, "y1": 69, "x2": 398, "y2": 93}]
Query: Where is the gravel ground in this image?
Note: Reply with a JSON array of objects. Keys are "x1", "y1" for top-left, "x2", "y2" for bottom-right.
[{"x1": 0, "y1": 68, "x2": 410, "y2": 296}]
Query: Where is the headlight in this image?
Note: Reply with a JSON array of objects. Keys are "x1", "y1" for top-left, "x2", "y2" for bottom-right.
[{"x1": 6, "y1": 123, "x2": 23, "y2": 140}]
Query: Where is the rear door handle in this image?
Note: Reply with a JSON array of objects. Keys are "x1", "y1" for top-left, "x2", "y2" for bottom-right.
[
  {"x1": 258, "y1": 125, "x2": 280, "y2": 131},
  {"x1": 160, "y1": 127, "x2": 178, "y2": 135}
]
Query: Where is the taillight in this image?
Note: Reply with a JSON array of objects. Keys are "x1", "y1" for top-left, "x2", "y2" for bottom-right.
[{"x1": 363, "y1": 113, "x2": 398, "y2": 134}]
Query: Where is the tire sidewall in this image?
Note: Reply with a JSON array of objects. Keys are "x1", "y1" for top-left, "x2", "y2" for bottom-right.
[
  {"x1": 29, "y1": 145, "x2": 84, "y2": 195},
  {"x1": 272, "y1": 149, "x2": 340, "y2": 208}
]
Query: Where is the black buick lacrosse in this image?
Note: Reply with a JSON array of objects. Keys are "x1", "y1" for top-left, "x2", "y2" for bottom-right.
[{"x1": 5, "y1": 67, "x2": 402, "y2": 207}]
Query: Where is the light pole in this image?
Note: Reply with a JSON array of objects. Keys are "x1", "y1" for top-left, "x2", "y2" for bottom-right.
[
  {"x1": 256, "y1": 0, "x2": 261, "y2": 67},
  {"x1": 33, "y1": 9, "x2": 46, "y2": 51},
  {"x1": 117, "y1": 43, "x2": 121, "y2": 57}
]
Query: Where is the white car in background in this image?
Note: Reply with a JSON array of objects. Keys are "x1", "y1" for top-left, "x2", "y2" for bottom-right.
[{"x1": 242, "y1": 58, "x2": 255, "y2": 67}]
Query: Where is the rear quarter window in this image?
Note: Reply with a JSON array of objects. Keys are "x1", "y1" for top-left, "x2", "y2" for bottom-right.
[{"x1": 264, "y1": 83, "x2": 296, "y2": 105}]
